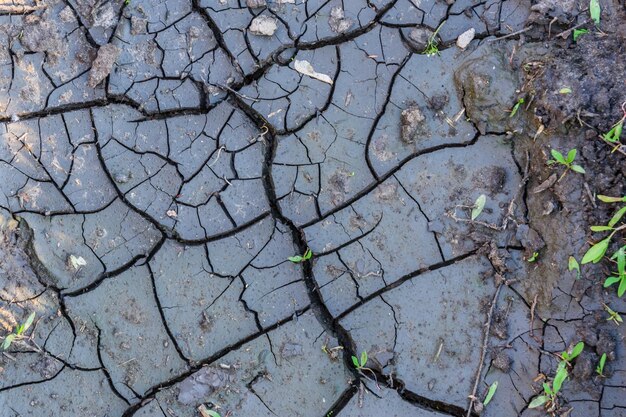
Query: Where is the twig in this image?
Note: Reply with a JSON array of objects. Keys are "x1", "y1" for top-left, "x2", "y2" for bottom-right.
[
  {"x1": 489, "y1": 26, "x2": 532, "y2": 41},
  {"x1": 215, "y1": 84, "x2": 260, "y2": 102},
  {"x1": 466, "y1": 283, "x2": 503, "y2": 417},
  {"x1": 555, "y1": 20, "x2": 590, "y2": 39},
  {"x1": 530, "y1": 294, "x2": 538, "y2": 337}
]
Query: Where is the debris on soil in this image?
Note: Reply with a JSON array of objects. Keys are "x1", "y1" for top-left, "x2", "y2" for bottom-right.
[
  {"x1": 20, "y1": 14, "x2": 65, "y2": 61},
  {"x1": 406, "y1": 27, "x2": 434, "y2": 52},
  {"x1": 249, "y1": 15, "x2": 278, "y2": 36},
  {"x1": 87, "y1": 43, "x2": 120, "y2": 88},
  {"x1": 177, "y1": 367, "x2": 234, "y2": 404},
  {"x1": 246, "y1": 0, "x2": 267, "y2": 8},
  {"x1": 456, "y1": 28, "x2": 475, "y2": 49},
  {"x1": 400, "y1": 104, "x2": 428, "y2": 144},
  {"x1": 293, "y1": 59, "x2": 334, "y2": 85},
  {"x1": 329, "y1": 7, "x2": 353, "y2": 33}
]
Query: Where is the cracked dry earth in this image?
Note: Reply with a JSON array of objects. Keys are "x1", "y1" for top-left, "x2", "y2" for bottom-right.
[{"x1": 1, "y1": 1, "x2": 626, "y2": 417}]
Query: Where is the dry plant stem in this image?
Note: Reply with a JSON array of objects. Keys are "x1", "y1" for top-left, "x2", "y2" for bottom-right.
[
  {"x1": 466, "y1": 283, "x2": 504, "y2": 417},
  {"x1": 489, "y1": 26, "x2": 532, "y2": 41},
  {"x1": 555, "y1": 20, "x2": 590, "y2": 39},
  {"x1": 530, "y1": 294, "x2": 538, "y2": 338}
]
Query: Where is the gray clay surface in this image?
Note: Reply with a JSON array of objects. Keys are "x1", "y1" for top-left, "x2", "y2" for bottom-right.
[{"x1": 1, "y1": 1, "x2": 625, "y2": 417}]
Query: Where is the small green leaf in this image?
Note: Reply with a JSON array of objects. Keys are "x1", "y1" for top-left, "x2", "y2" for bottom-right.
[
  {"x1": 581, "y1": 237, "x2": 611, "y2": 264},
  {"x1": 528, "y1": 395, "x2": 549, "y2": 408},
  {"x1": 569, "y1": 342, "x2": 584, "y2": 360},
  {"x1": 527, "y1": 252, "x2": 539, "y2": 263},
  {"x1": 570, "y1": 164, "x2": 585, "y2": 174},
  {"x1": 590, "y1": 226, "x2": 614, "y2": 232},
  {"x1": 619, "y1": 277, "x2": 626, "y2": 297},
  {"x1": 288, "y1": 255, "x2": 303, "y2": 263},
  {"x1": 550, "y1": 149, "x2": 566, "y2": 164},
  {"x1": 568, "y1": 256, "x2": 580, "y2": 279},
  {"x1": 471, "y1": 194, "x2": 486, "y2": 220},
  {"x1": 351, "y1": 355, "x2": 360, "y2": 368},
  {"x1": 2, "y1": 334, "x2": 15, "y2": 350},
  {"x1": 608, "y1": 207, "x2": 626, "y2": 227},
  {"x1": 573, "y1": 28, "x2": 589, "y2": 42},
  {"x1": 303, "y1": 249, "x2": 313, "y2": 260},
  {"x1": 597, "y1": 353, "x2": 607, "y2": 375},
  {"x1": 604, "y1": 276, "x2": 621, "y2": 287},
  {"x1": 566, "y1": 148, "x2": 577, "y2": 164},
  {"x1": 21, "y1": 312, "x2": 36, "y2": 334},
  {"x1": 597, "y1": 195, "x2": 626, "y2": 203},
  {"x1": 483, "y1": 381, "x2": 498, "y2": 406},
  {"x1": 553, "y1": 366, "x2": 568, "y2": 394},
  {"x1": 590, "y1": 0, "x2": 601, "y2": 25},
  {"x1": 360, "y1": 350, "x2": 368, "y2": 367},
  {"x1": 543, "y1": 382, "x2": 552, "y2": 396},
  {"x1": 559, "y1": 87, "x2": 572, "y2": 94}
]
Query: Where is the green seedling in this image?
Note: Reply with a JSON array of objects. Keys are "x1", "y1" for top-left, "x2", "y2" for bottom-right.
[
  {"x1": 423, "y1": 22, "x2": 445, "y2": 56},
  {"x1": 603, "y1": 303, "x2": 623, "y2": 326},
  {"x1": 573, "y1": 28, "x2": 589, "y2": 42},
  {"x1": 568, "y1": 256, "x2": 581, "y2": 279},
  {"x1": 547, "y1": 148, "x2": 585, "y2": 180},
  {"x1": 198, "y1": 405, "x2": 221, "y2": 417},
  {"x1": 603, "y1": 120, "x2": 624, "y2": 143},
  {"x1": 527, "y1": 252, "x2": 539, "y2": 263},
  {"x1": 558, "y1": 87, "x2": 572, "y2": 95},
  {"x1": 596, "y1": 353, "x2": 607, "y2": 377},
  {"x1": 351, "y1": 350, "x2": 368, "y2": 370},
  {"x1": 288, "y1": 248, "x2": 312, "y2": 263},
  {"x1": 590, "y1": 0, "x2": 601, "y2": 25},
  {"x1": 483, "y1": 381, "x2": 498, "y2": 406},
  {"x1": 2, "y1": 312, "x2": 36, "y2": 350},
  {"x1": 604, "y1": 246, "x2": 626, "y2": 297},
  {"x1": 582, "y1": 202, "x2": 626, "y2": 265},
  {"x1": 529, "y1": 342, "x2": 584, "y2": 412},
  {"x1": 471, "y1": 194, "x2": 486, "y2": 220},
  {"x1": 509, "y1": 98, "x2": 525, "y2": 118}
]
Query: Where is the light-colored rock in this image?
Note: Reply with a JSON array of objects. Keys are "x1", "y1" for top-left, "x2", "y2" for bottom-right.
[
  {"x1": 456, "y1": 28, "x2": 475, "y2": 49},
  {"x1": 87, "y1": 44, "x2": 119, "y2": 88},
  {"x1": 246, "y1": 0, "x2": 267, "y2": 8},
  {"x1": 249, "y1": 15, "x2": 278, "y2": 36}
]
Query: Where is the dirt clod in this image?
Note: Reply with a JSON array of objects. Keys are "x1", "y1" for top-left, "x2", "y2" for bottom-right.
[{"x1": 88, "y1": 44, "x2": 119, "y2": 88}]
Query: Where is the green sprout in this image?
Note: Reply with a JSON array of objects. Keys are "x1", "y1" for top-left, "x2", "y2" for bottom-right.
[
  {"x1": 471, "y1": 194, "x2": 486, "y2": 220},
  {"x1": 288, "y1": 248, "x2": 313, "y2": 263},
  {"x1": 603, "y1": 246, "x2": 626, "y2": 297},
  {"x1": 590, "y1": 0, "x2": 601, "y2": 25},
  {"x1": 596, "y1": 353, "x2": 607, "y2": 377},
  {"x1": 582, "y1": 197, "x2": 626, "y2": 266},
  {"x1": 527, "y1": 252, "x2": 539, "y2": 263},
  {"x1": 351, "y1": 350, "x2": 368, "y2": 370},
  {"x1": 423, "y1": 22, "x2": 445, "y2": 57},
  {"x1": 509, "y1": 97, "x2": 525, "y2": 118},
  {"x1": 603, "y1": 120, "x2": 624, "y2": 143},
  {"x1": 603, "y1": 303, "x2": 623, "y2": 326},
  {"x1": 529, "y1": 342, "x2": 584, "y2": 412},
  {"x1": 197, "y1": 405, "x2": 221, "y2": 417},
  {"x1": 547, "y1": 148, "x2": 585, "y2": 181},
  {"x1": 568, "y1": 256, "x2": 581, "y2": 279},
  {"x1": 483, "y1": 381, "x2": 498, "y2": 406},
  {"x1": 573, "y1": 28, "x2": 589, "y2": 42},
  {"x1": 2, "y1": 312, "x2": 36, "y2": 350}
]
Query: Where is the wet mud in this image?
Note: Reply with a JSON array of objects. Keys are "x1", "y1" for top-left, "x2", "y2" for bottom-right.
[{"x1": 1, "y1": 1, "x2": 625, "y2": 417}]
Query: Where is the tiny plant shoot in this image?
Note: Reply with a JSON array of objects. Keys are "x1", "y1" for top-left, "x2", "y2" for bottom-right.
[
  {"x1": 590, "y1": 0, "x2": 601, "y2": 26},
  {"x1": 509, "y1": 98, "x2": 525, "y2": 118},
  {"x1": 568, "y1": 256, "x2": 581, "y2": 279},
  {"x1": 351, "y1": 350, "x2": 368, "y2": 370},
  {"x1": 582, "y1": 196, "x2": 626, "y2": 268},
  {"x1": 603, "y1": 303, "x2": 623, "y2": 326},
  {"x1": 288, "y1": 248, "x2": 312, "y2": 263},
  {"x1": 547, "y1": 148, "x2": 585, "y2": 181},
  {"x1": 572, "y1": 28, "x2": 589, "y2": 42},
  {"x1": 423, "y1": 22, "x2": 445, "y2": 56},
  {"x1": 471, "y1": 194, "x2": 486, "y2": 220},
  {"x1": 2, "y1": 312, "x2": 36, "y2": 350},
  {"x1": 596, "y1": 353, "x2": 607, "y2": 377},
  {"x1": 527, "y1": 252, "x2": 539, "y2": 263},
  {"x1": 483, "y1": 381, "x2": 498, "y2": 406}
]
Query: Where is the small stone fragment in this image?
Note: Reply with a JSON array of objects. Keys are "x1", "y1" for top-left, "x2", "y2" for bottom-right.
[
  {"x1": 456, "y1": 28, "x2": 475, "y2": 49},
  {"x1": 130, "y1": 16, "x2": 147, "y2": 35},
  {"x1": 88, "y1": 44, "x2": 120, "y2": 88},
  {"x1": 166, "y1": 210, "x2": 178, "y2": 218},
  {"x1": 329, "y1": 7, "x2": 353, "y2": 33},
  {"x1": 69, "y1": 255, "x2": 87, "y2": 270},
  {"x1": 293, "y1": 60, "x2": 334, "y2": 85},
  {"x1": 249, "y1": 15, "x2": 278, "y2": 36},
  {"x1": 400, "y1": 105, "x2": 428, "y2": 144},
  {"x1": 492, "y1": 351, "x2": 511, "y2": 372},
  {"x1": 246, "y1": 0, "x2": 267, "y2": 7},
  {"x1": 407, "y1": 27, "x2": 433, "y2": 52}
]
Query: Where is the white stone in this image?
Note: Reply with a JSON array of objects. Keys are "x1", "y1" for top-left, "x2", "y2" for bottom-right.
[
  {"x1": 456, "y1": 28, "x2": 475, "y2": 49},
  {"x1": 249, "y1": 15, "x2": 278, "y2": 36}
]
